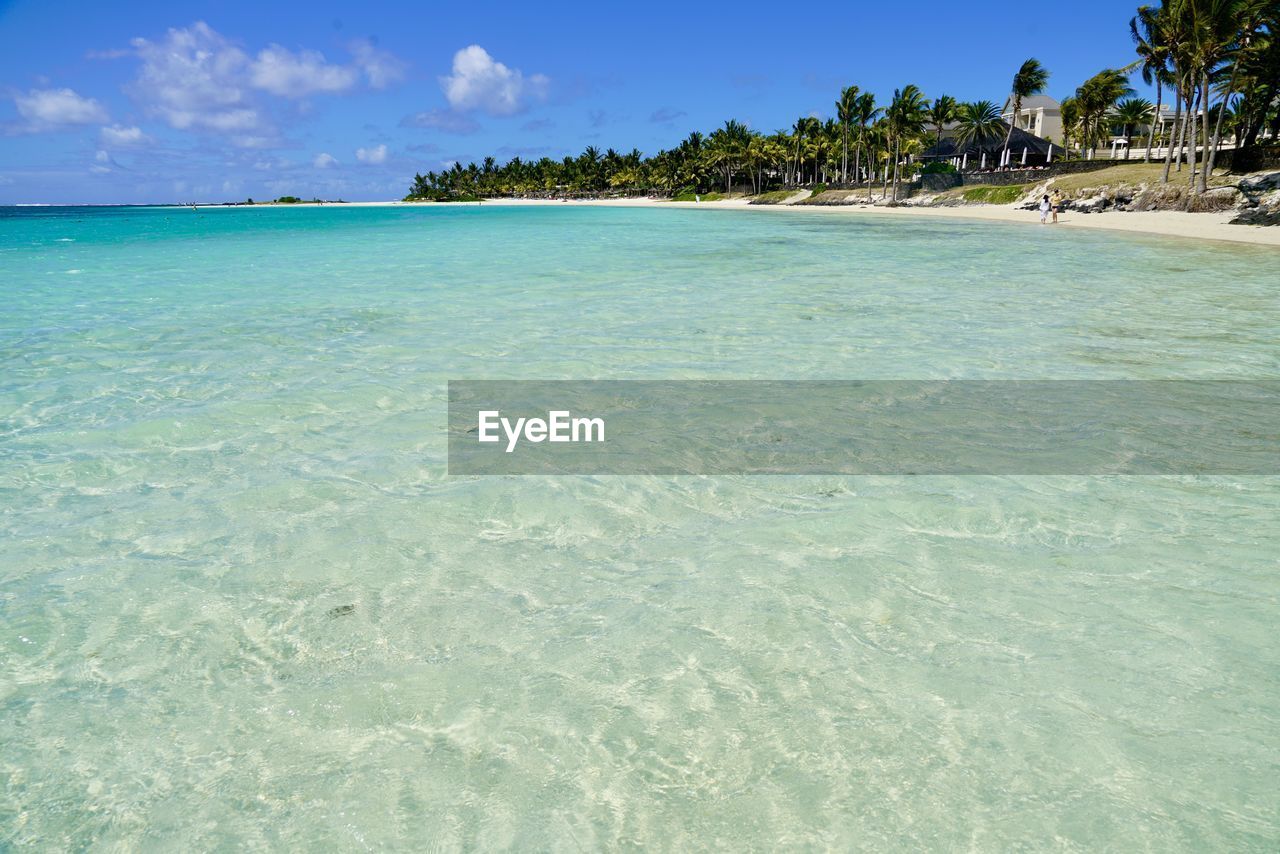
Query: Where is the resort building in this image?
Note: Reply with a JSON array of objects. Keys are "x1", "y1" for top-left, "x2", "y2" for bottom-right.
[
  {"x1": 921, "y1": 124, "x2": 1060, "y2": 170},
  {"x1": 1001, "y1": 94, "x2": 1064, "y2": 145},
  {"x1": 1111, "y1": 104, "x2": 1206, "y2": 159}
]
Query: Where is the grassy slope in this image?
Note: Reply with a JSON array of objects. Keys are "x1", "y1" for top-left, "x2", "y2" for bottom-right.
[
  {"x1": 1046, "y1": 162, "x2": 1235, "y2": 192},
  {"x1": 924, "y1": 163, "x2": 1236, "y2": 207},
  {"x1": 751, "y1": 189, "x2": 803, "y2": 204},
  {"x1": 960, "y1": 185, "x2": 1027, "y2": 204}
]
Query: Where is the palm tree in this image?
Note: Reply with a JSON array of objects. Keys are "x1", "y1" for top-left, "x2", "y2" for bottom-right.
[
  {"x1": 837, "y1": 85, "x2": 860, "y2": 184},
  {"x1": 1075, "y1": 68, "x2": 1133, "y2": 159},
  {"x1": 1151, "y1": 0, "x2": 1193, "y2": 182},
  {"x1": 1060, "y1": 96, "x2": 1081, "y2": 154},
  {"x1": 790, "y1": 116, "x2": 819, "y2": 185},
  {"x1": 1205, "y1": 0, "x2": 1273, "y2": 188},
  {"x1": 1002, "y1": 59, "x2": 1050, "y2": 161},
  {"x1": 867, "y1": 120, "x2": 890, "y2": 201},
  {"x1": 1183, "y1": 0, "x2": 1239, "y2": 192},
  {"x1": 678, "y1": 132, "x2": 705, "y2": 191},
  {"x1": 817, "y1": 118, "x2": 841, "y2": 183},
  {"x1": 953, "y1": 100, "x2": 1006, "y2": 156},
  {"x1": 851, "y1": 92, "x2": 880, "y2": 187},
  {"x1": 708, "y1": 119, "x2": 752, "y2": 193},
  {"x1": 1112, "y1": 97, "x2": 1154, "y2": 159},
  {"x1": 927, "y1": 95, "x2": 958, "y2": 145},
  {"x1": 1131, "y1": 5, "x2": 1171, "y2": 162},
  {"x1": 886, "y1": 84, "x2": 928, "y2": 199},
  {"x1": 743, "y1": 133, "x2": 785, "y2": 193}
]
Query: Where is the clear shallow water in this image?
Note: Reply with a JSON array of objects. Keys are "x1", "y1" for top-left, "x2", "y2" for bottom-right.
[{"x1": 1, "y1": 204, "x2": 1278, "y2": 849}]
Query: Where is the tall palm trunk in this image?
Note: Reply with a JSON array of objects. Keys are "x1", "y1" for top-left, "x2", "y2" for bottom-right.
[
  {"x1": 891, "y1": 137, "x2": 900, "y2": 200},
  {"x1": 1206, "y1": 63, "x2": 1238, "y2": 188},
  {"x1": 868, "y1": 146, "x2": 876, "y2": 202},
  {"x1": 1175, "y1": 86, "x2": 1191, "y2": 173},
  {"x1": 1002, "y1": 95, "x2": 1020, "y2": 161},
  {"x1": 842, "y1": 126, "x2": 849, "y2": 184},
  {"x1": 1161, "y1": 87, "x2": 1181, "y2": 182},
  {"x1": 1197, "y1": 72, "x2": 1212, "y2": 194},
  {"x1": 1145, "y1": 79, "x2": 1162, "y2": 163},
  {"x1": 1187, "y1": 84, "x2": 1201, "y2": 191}
]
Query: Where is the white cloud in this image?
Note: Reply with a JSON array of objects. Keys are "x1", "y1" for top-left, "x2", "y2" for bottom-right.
[
  {"x1": 100, "y1": 124, "x2": 149, "y2": 146},
  {"x1": 355, "y1": 144, "x2": 387, "y2": 164},
  {"x1": 314, "y1": 152, "x2": 337, "y2": 168},
  {"x1": 90, "y1": 149, "x2": 117, "y2": 174},
  {"x1": 14, "y1": 88, "x2": 109, "y2": 130},
  {"x1": 128, "y1": 22, "x2": 260, "y2": 133},
  {"x1": 250, "y1": 46, "x2": 358, "y2": 97},
  {"x1": 125, "y1": 22, "x2": 406, "y2": 140},
  {"x1": 440, "y1": 45, "x2": 548, "y2": 116},
  {"x1": 350, "y1": 39, "x2": 407, "y2": 89}
]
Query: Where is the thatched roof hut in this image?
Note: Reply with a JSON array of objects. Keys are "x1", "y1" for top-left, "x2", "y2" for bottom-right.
[{"x1": 923, "y1": 125, "x2": 1059, "y2": 166}]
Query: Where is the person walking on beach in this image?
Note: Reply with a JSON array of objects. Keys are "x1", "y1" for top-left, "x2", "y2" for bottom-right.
[
  {"x1": 1050, "y1": 190, "x2": 1062, "y2": 224},
  {"x1": 1039, "y1": 194, "x2": 1050, "y2": 224}
]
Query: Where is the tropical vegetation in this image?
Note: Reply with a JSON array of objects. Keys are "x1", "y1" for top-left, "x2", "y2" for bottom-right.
[{"x1": 407, "y1": 2, "x2": 1279, "y2": 202}]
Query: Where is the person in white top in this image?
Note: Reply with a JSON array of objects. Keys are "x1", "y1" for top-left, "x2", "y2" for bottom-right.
[{"x1": 1039, "y1": 194, "x2": 1050, "y2": 224}]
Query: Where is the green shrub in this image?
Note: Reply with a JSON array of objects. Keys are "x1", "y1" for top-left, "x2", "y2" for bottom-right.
[
  {"x1": 920, "y1": 162, "x2": 957, "y2": 174},
  {"x1": 810, "y1": 183, "x2": 827, "y2": 195}
]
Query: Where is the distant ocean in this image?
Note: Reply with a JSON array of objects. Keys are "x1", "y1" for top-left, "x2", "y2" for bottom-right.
[{"x1": 2, "y1": 204, "x2": 1278, "y2": 849}]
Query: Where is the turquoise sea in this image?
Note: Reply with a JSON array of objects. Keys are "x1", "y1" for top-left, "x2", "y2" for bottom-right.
[{"x1": 2, "y1": 204, "x2": 1278, "y2": 850}]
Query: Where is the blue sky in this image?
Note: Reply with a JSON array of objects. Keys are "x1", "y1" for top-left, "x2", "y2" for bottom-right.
[{"x1": 1, "y1": 0, "x2": 1150, "y2": 204}]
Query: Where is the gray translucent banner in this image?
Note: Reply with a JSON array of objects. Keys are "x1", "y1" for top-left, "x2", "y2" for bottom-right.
[{"x1": 447, "y1": 381, "x2": 1280, "y2": 475}]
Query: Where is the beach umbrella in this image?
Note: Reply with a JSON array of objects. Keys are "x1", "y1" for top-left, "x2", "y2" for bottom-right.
[
  {"x1": 1047, "y1": 144, "x2": 1053, "y2": 163},
  {"x1": 1021, "y1": 147, "x2": 1027, "y2": 165},
  {"x1": 961, "y1": 153, "x2": 967, "y2": 170},
  {"x1": 980, "y1": 152, "x2": 986, "y2": 169}
]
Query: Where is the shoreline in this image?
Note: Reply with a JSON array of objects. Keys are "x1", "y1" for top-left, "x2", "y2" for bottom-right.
[
  {"x1": 476, "y1": 196, "x2": 1280, "y2": 248},
  {"x1": 174, "y1": 196, "x2": 1280, "y2": 248}
]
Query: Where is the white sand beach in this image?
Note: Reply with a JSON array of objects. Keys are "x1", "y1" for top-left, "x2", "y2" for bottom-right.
[
  {"x1": 205, "y1": 195, "x2": 1279, "y2": 247},
  {"x1": 475, "y1": 196, "x2": 1280, "y2": 247}
]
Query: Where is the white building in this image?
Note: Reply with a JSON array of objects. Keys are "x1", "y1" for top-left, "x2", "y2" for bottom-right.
[{"x1": 1001, "y1": 94, "x2": 1063, "y2": 145}]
